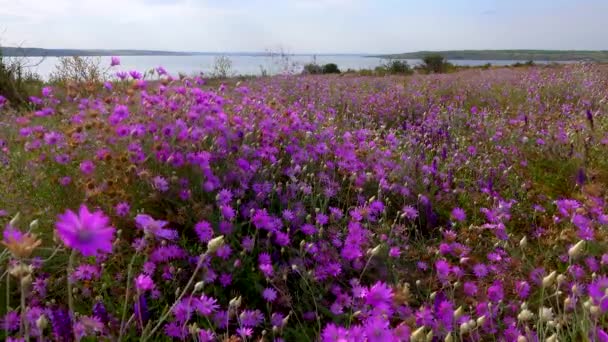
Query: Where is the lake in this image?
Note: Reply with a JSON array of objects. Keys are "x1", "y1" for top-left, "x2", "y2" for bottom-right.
[{"x1": 17, "y1": 55, "x2": 563, "y2": 80}]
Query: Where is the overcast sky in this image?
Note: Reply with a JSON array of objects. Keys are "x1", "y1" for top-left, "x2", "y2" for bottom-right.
[{"x1": 1, "y1": 0, "x2": 607, "y2": 54}]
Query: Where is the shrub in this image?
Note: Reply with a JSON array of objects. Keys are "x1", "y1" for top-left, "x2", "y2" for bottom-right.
[
  {"x1": 322, "y1": 63, "x2": 341, "y2": 74},
  {"x1": 49, "y1": 56, "x2": 107, "y2": 85},
  {"x1": 302, "y1": 63, "x2": 323, "y2": 75},
  {"x1": 382, "y1": 59, "x2": 414, "y2": 75},
  {"x1": 0, "y1": 50, "x2": 42, "y2": 107},
  {"x1": 211, "y1": 55, "x2": 234, "y2": 79},
  {"x1": 422, "y1": 54, "x2": 450, "y2": 73}
]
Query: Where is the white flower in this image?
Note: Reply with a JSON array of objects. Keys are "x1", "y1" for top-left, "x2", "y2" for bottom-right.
[
  {"x1": 517, "y1": 309, "x2": 534, "y2": 322},
  {"x1": 540, "y1": 307, "x2": 554, "y2": 322}
]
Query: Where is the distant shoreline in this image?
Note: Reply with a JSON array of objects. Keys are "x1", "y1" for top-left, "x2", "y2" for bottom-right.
[
  {"x1": 0, "y1": 47, "x2": 367, "y2": 58},
  {"x1": 372, "y1": 50, "x2": 608, "y2": 62},
  {"x1": 3, "y1": 47, "x2": 607, "y2": 61},
  {"x1": 4, "y1": 47, "x2": 608, "y2": 63}
]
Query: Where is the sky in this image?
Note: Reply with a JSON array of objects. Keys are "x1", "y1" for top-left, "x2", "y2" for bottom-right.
[{"x1": 0, "y1": 0, "x2": 607, "y2": 54}]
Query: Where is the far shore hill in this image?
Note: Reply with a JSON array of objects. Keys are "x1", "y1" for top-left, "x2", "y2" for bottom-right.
[
  {"x1": 374, "y1": 50, "x2": 608, "y2": 62},
  {"x1": 2, "y1": 47, "x2": 608, "y2": 62}
]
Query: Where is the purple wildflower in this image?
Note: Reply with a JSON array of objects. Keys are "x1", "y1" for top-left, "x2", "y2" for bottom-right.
[
  {"x1": 79, "y1": 160, "x2": 95, "y2": 175},
  {"x1": 451, "y1": 207, "x2": 466, "y2": 222},
  {"x1": 194, "y1": 220, "x2": 214, "y2": 243},
  {"x1": 263, "y1": 287, "x2": 278, "y2": 302},
  {"x1": 55, "y1": 205, "x2": 115, "y2": 257},
  {"x1": 134, "y1": 214, "x2": 178, "y2": 240},
  {"x1": 134, "y1": 274, "x2": 154, "y2": 292}
]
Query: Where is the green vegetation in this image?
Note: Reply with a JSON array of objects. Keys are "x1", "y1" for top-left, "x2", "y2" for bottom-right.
[
  {"x1": 376, "y1": 59, "x2": 414, "y2": 75},
  {"x1": 376, "y1": 49, "x2": 608, "y2": 62},
  {"x1": 0, "y1": 48, "x2": 43, "y2": 107},
  {"x1": 302, "y1": 62, "x2": 341, "y2": 74},
  {"x1": 420, "y1": 54, "x2": 452, "y2": 73},
  {"x1": 322, "y1": 63, "x2": 340, "y2": 74}
]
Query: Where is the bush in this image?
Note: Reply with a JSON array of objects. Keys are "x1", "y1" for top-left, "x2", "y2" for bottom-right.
[
  {"x1": 512, "y1": 60, "x2": 536, "y2": 68},
  {"x1": 0, "y1": 50, "x2": 42, "y2": 107},
  {"x1": 302, "y1": 63, "x2": 341, "y2": 75},
  {"x1": 382, "y1": 59, "x2": 413, "y2": 75},
  {"x1": 211, "y1": 55, "x2": 234, "y2": 79},
  {"x1": 322, "y1": 63, "x2": 340, "y2": 74},
  {"x1": 49, "y1": 56, "x2": 107, "y2": 85},
  {"x1": 302, "y1": 63, "x2": 323, "y2": 75},
  {"x1": 422, "y1": 54, "x2": 450, "y2": 73}
]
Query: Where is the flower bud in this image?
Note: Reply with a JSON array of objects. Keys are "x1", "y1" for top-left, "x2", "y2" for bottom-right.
[
  {"x1": 229, "y1": 296, "x2": 242, "y2": 308},
  {"x1": 519, "y1": 236, "x2": 527, "y2": 248},
  {"x1": 207, "y1": 235, "x2": 225, "y2": 254},
  {"x1": 542, "y1": 271, "x2": 557, "y2": 288},
  {"x1": 453, "y1": 306, "x2": 464, "y2": 320},
  {"x1": 568, "y1": 240, "x2": 585, "y2": 259},
  {"x1": 545, "y1": 334, "x2": 557, "y2": 342},
  {"x1": 281, "y1": 313, "x2": 290, "y2": 327},
  {"x1": 517, "y1": 336, "x2": 527, "y2": 342},
  {"x1": 411, "y1": 327, "x2": 425, "y2": 342},
  {"x1": 194, "y1": 281, "x2": 204, "y2": 292},
  {"x1": 36, "y1": 315, "x2": 48, "y2": 330},
  {"x1": 459, "y1": 322, "x2": 470, "y2": 335},
  {"x1": 476, "y1": 315, "x2": 486, "y2": 327},
  {"x1": 29, "y1": 219, "x2": 40, "y2": 230},
  {"x1": 10, "y1": 212, "x2": 21, "y2": 227},
  {"x1": 590, "y1": 305, "x2": 600, "y2": 315},
  {"x1": 368, "y1": 244, "x2": 383, "y2": 257}
]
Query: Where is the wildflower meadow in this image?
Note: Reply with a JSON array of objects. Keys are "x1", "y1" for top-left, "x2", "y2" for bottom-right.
[{"x1": 0, "y1": 60, "x2": 607, "y2": 341}]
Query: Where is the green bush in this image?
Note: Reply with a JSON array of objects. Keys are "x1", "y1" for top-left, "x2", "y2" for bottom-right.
[
  {"x1": 302, "y1": 63, "x2": 341, "y2": 75},
  {"x1": 382, "y1": 59, "x2": 413, "y2": 75},
  {"x1": 322, "y1": 63, "x2": 340, "y2": 74},
  {"x1": 422, "y1": 54, "x2": 450, "y2": 73},
  {"x1": 0, "y1": 50, "x2": 42, "y2": 107},
  {"x1": 303, "y1": 63, "x2": 323, "y2": 75}
]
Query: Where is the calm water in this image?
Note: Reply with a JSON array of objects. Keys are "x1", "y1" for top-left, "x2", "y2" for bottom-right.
[{"x1": 18, "y1": 55, "x2": 558, "y2": 80}]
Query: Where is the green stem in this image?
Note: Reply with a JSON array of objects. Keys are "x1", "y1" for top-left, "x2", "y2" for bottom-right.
[
  {"x1": 141, "y1": 252, "x2": 208, "y2": 341},
  {"x1": 19, "y1": 275, "x2": 27, "y2": 337},
  {"x1": 67, "y1": 250, "x2": 76, "y2": 315},
  {"x1": 118, "y1": 254, "x2": 138, "y2": 341},
  {"x1": 6, "y1": 264, "x2": 9, "y2": 313}
]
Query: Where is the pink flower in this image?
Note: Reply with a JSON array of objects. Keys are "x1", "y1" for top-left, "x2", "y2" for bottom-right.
[
  {"x1": 79, "y1": 160, "x2": 95, "y2": 175},
  {"x1": 134, "y1": 274, "x2": 155, "y2": 292},
  {"x1": 55, "y1": 205, "x2": 115, "y2": 257},
  {"x1": 110, "y1": 56, "x2": 120, "y2": 66}
]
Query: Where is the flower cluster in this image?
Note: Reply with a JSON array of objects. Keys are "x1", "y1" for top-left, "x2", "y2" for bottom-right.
[{"x1": 0, "y1": 62, "x2": 607, "y2": 341}]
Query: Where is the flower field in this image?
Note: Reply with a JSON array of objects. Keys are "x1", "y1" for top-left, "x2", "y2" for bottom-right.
[{"x1": 0, "y1": 61, "x2": 607, "y2": 341}]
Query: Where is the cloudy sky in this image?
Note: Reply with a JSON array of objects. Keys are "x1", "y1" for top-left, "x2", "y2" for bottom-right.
[{"x1": 0, "y1": 0, "x2": 606, "y2": 54}]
